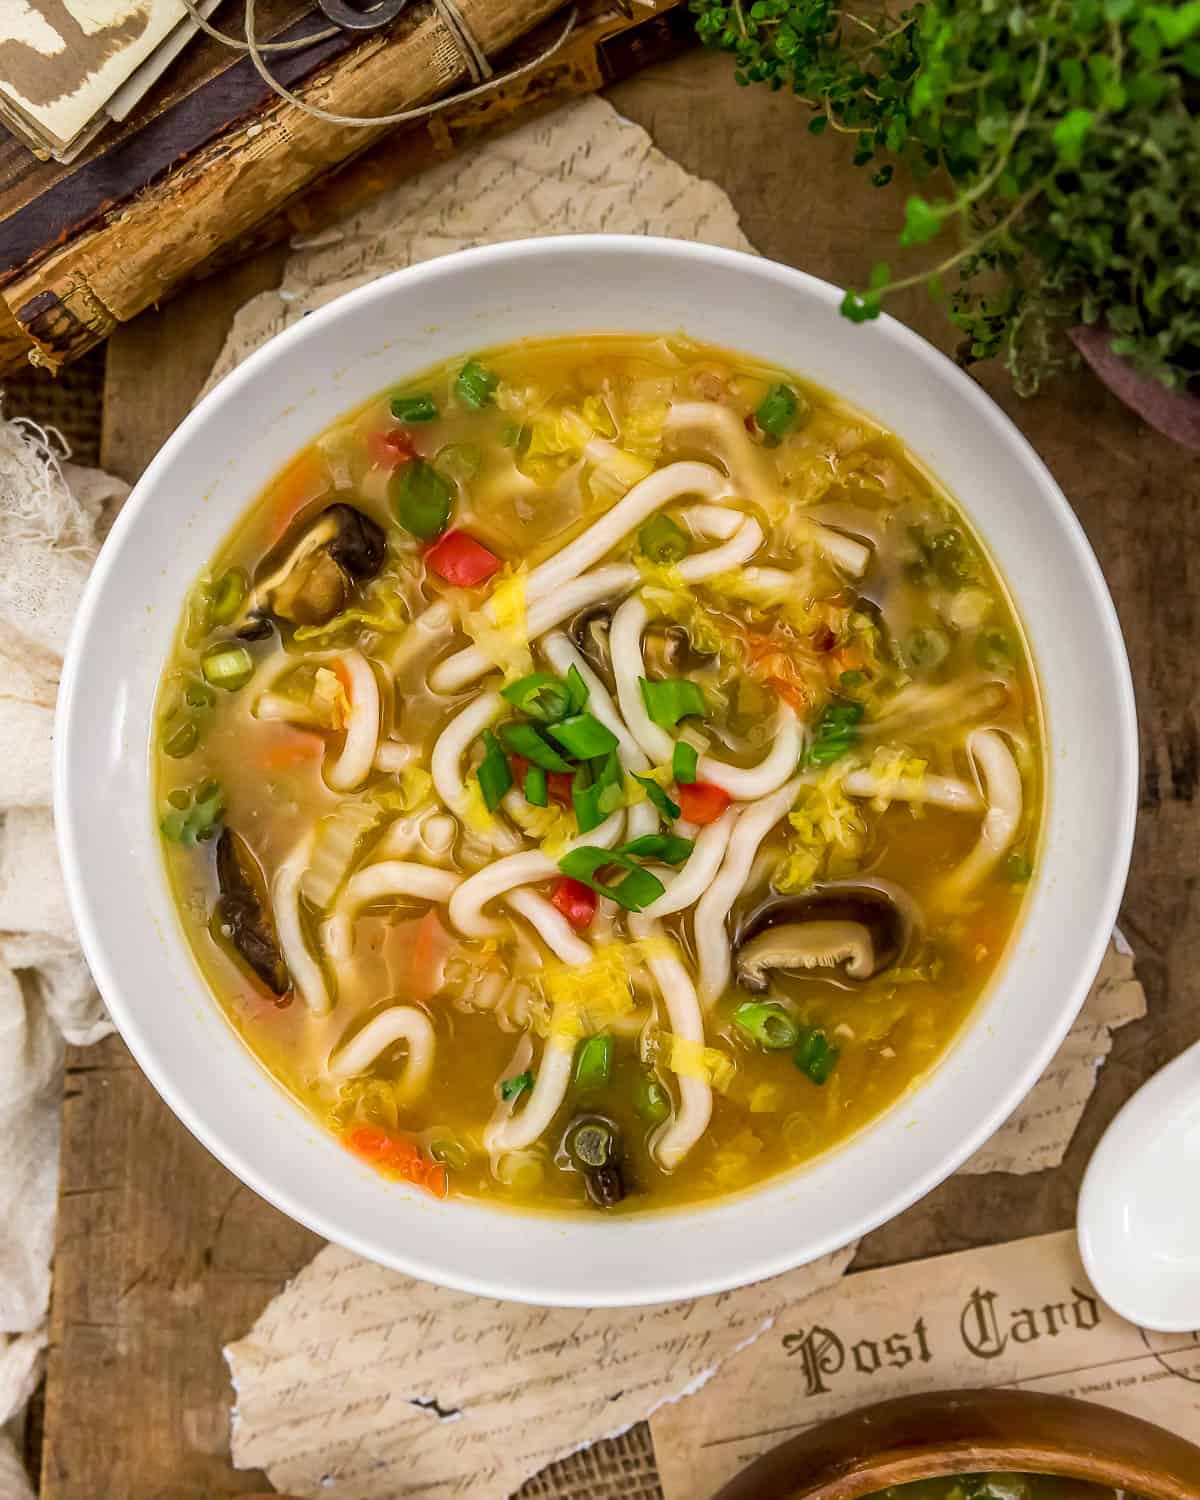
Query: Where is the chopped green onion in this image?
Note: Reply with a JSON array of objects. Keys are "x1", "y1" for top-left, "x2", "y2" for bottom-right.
[
  {"x1": 794, "y1": 1026, "x2": 840, "y2": 1085},
  {"x1": 976, "y1": 628, "x2": 1016, "y2": 672},
  {"x1": 548, "y1": 712, "x2": 619, "y2": 759},
  {"x1": 501, "y1": 422, "x2": 523, "y2": 448},
  {"x1": 1003, "y1": 852, "x2": 1033, "y2": 883},
  {"x1": 390, "y1": 458, "x2": 453, "y2": 540},
  {"x1": 733, "y1": 1001, "x2": 800, "y2": 1051},
  {"x1": 390, "y1": 393, "x2": 438, "y2": 423},
  {"x1": 564, "y1": 664, "x2": 589, "y2": 714},
  {"x1": 903, "y1": 627, "x2": 950, "y2": 675},
  {"x1": 455, "y1": 359, "x2": 499, "y2": 409},
  {"x1": 620, "y1": 833, "x2": 693, "y2": 865},
  {"x1": 209, "y1": 568, "x2": 248, "y2": 625},
  {"x1": 632, "y1": 773, "x2": 681, "y2": 822},
  {"x1": 524, "y1": 766, "x2": 548, "y2": 807},
  {"x1": 638, "y1": 513, "x2": 690, "y2": 565},
  {"x1": 806, "y1": 698, "x2": 864, "y2": 767},
  {"x1": 477, "y1": 729, "x2": 513, "y2": 811},
  {"x1": 557, "y1": 846, "x2": 666, "y2": 913},
  {"x1": 501, "y1": 671, "x2": 572, "y2": 723},
  {"x1": 201, "y1": 643, "x2": 254, "y2": 691},
  {"x1": 160, "y1": 781, "x2": 224, "y2": 847},
  {"x1": 639, "y1": 676, "x2": 706, "y2": 730},
  {"x1": 184, "y1": 677, "x2": 216, "y2": 710},
  {"x1": 500, "y1": 1069, "x2": 533, "y2": 1102},
  {"x1": 163, "y1": 719, "x2": 199, "y2": 759},
  {"x1": 430, "y1": 1135, "x2": 471, "y2": 1169},
  {"x1": 436, "y1": 442, "x2": 481, "y2": 482},
  {"x1": 672, "y1": 741, "x2": 699, "y2": 784},
  {"x1": 498, "y1": 722, "x2": 573, "y2": 772},
  {"x1": 633, "y1": 1075, "x2": 671, "y2": 1124},
  {"x1": 574, "y1": 1035, "x2": 613, "y2": 1090},
  {"x1": 839, "y1": 669, "x2": 866, "y2": 690},
  {"x1": 572, "y1": 752, "x2": 624, "y2": 834},
  {"x1": 568, "y1": 1118, "x2": 617, "y2": 1168},
  {"x1": 755, "y1": 384, "x2": 804, "y2": 444}
]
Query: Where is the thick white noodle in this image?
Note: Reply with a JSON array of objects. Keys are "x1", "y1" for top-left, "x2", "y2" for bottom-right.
[
  {"x1": 642, "y1": 806, "x2": 738, "y2": 918},
  {"x1": 506, "y1": 888, "x2": 594, "y2": 967},
  {"x1": 484, "y1": 1037, "x2": 575, "y2": 1153},
  {"x1": 323, "y1": 861, "x2": 460, "y2": 963},
  {"x1": 255, "y1": 691, "x2": 323, "y2": 727},
  {"x1": 273, "y1": 832, "x2": 330, "y2": 1015},
  {"x1": 683, "y1": 503, "x2": 740, "y2": 540},
  {"x1": 629, "y1": 914, "x2": 712, "y2": 1170},
  {"x1": 447, "y1": 809, "x2": 625, "y2": 939},
  {"x1": 675, "y1": 514, "x2": 764, "y2": 582},
  {"x1": 328, "y1": 1006, "x2": 435, "y2": 1103},
  {"x1": 374, "y1": 739, "x2": 414, "y2": 773},
  {"x1": 430, "y1": 690, "x2": 506, "y2": 817},
  {"x1": 540, "y1": 631, "x2": 651, "y2": 773},
  {"x1": 940, "y1": 729, "x2": 1023, "y2": 905},
  {"x1": 665, "y1": 401, "x2": 871, "y2": 577},
  {"x1": 695, "y1": 775, "x2": 804, "y2": 1006},
  {"x1": 385, "y1": 599, "x2": 454, "y2": 676},
  {"x1": 610, "y1": 595, "x2": 675, "y2": 764},
  {"x1": 429, "y1": 564, "x2": 637, "y2": 694},
  {"x1": 498, "y1": 460, "x2": 726, "y2": 612},
  {"x1": 840, "y1": 766, "x2": 982, "y2": 812},
  {"x1": 697, "y1": 705, "x2": 804, "y2": 800},
  {"x1": 326, "y1": 650, "x2": 380, "y2": 792}
]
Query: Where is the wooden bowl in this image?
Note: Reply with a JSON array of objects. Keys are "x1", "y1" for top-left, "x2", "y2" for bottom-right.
[{"x1": 713, "y1": 1389, "x2": 1200, "y2": 1500}]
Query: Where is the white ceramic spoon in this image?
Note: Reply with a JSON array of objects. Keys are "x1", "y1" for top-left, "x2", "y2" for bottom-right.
[{"x1": 1078, "y1": 1038, "x2": 1200, "y2": 1332}]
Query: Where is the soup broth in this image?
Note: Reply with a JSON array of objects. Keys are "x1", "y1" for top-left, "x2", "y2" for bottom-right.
[
  {"x1": 155, "y1": 335, "x2": 1042, "y2": 1214},
  {"x1": 869, "y1": 1479, "x2": 1136, "y2": 1500}
]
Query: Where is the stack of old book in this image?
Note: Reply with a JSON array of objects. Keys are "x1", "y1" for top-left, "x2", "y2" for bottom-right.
[{"x1": 0, "y1": 0, "x2": 691, "y2": 377}]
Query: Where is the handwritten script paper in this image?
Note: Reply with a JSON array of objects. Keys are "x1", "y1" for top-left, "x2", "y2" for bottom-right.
[
  {"x1": 225, "y1": 1242, "x2": 856, "y2": 1500},
  {"x1": 651, "y1": 1228, "x2": 1200, "y2": 1498}
]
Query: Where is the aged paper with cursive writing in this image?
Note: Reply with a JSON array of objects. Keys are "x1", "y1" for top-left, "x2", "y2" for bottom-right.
[
  {"x1": 651, "y1": 1228, "x2": 1200, "y2": 1498},
  {"x1": 224, "y1": 1242, "x2": 857, "y2": 1500}
]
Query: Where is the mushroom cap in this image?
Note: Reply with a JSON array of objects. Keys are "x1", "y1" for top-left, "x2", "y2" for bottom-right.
[
  {"x1": 214, "y1": 827, "x2": 290, "y2": 996},
  {"x1": 733, "y1": 879, "x2": 918, "y2": 993},
  {"x1": 241, "y1": 503, "x2": 387, "y2": 630}
]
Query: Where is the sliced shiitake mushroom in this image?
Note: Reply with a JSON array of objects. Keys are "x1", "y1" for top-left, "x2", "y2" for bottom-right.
[
  {"x1": 733, "y1": 880, "x2": 917, "y2": 993},
  {"x1": 238, "y1": 503, "x2": 387, "y2": 632},
  {"x1": 214, "y1": 827, "x2": 290, "y2": 996},
  {"x1": 568, "y1": 603, "x2": 614, "y2": 683}
]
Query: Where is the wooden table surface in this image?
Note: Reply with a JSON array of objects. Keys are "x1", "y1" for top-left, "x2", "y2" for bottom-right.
[{"x1": 38, "y1": 45, "x2": 1200, "y2": 1500}]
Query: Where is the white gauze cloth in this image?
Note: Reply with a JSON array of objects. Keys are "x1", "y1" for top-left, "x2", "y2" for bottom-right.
[{"x1": 0, "y1": 415, "x2": 124, "y2": 1499}]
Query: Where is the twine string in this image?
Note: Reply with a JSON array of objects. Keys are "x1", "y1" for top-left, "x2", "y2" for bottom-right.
[{"x1": 179, "y1": 0, "x2": 578, "y2": 126}]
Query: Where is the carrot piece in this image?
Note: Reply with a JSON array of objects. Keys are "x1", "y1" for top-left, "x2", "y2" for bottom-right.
[
  {"x1": 264, "y1": 449, "x2": 328, "y2": 546},
  {"x1": 346, "y1": 1126, "x2": 447, "y2": 1198},
  {"x1": 259, "y1": 727, "x2": 325, "y2": 769},
  {"x1": 409, "y1": 909, "x2": 451, "y2": 1003}
]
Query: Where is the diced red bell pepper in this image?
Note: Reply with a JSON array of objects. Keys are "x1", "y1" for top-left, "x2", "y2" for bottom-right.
[
  {"x1": 676, "y1": 780, "x2": 732, "y2": 825},
  {"x1": 367, "y1": 426, "x2": 417, "y2": 469},
  {"x1": 425, "y1": 529, "x2": 503, "y2": 588},
  {"x1": 551, "y1": 877, "x2": 598, "y2": 931}
]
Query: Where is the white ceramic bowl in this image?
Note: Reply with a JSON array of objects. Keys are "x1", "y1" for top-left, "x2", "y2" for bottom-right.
[{"x1": 55, "y1": 236, "x2": 1137, "y2": 1307}]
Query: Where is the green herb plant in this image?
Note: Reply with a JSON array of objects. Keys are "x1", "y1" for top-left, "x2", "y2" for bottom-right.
[{"x1": 691, "y1": 0, "x2": 1200, "y2": 395}]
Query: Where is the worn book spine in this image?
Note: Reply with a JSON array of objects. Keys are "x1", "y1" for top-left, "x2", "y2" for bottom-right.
[{"x1": 0, "y1": 0, "x2": 574, "y2": 375}]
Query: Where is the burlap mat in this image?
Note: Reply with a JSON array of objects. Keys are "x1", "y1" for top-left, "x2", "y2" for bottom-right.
[{"x1": 2, "y1": 348, "x2": 105, "y2": 467}]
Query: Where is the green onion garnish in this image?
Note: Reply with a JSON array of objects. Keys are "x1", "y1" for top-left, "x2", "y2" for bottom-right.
[
  {"x1": 755, "y1": 383, "x2": 802, "y2": 445},
  {"x1": 633, "y1": 1075, "x2": 671, "y2": 1124},
  {"x1": 564, "y1": 664, "x2": 589, "y2": 714},
  {"x1": 501, "y1": 671, "x2": 573, "y2": 724},
  {"x1": 839, "y1": 669, "x2": 866, "y2": 690},
  {"x1": 620, "y1": 833, "x2": 693, "y2": 865},
  {"x1": 455, "y1": 359, "x2": 500, "y2": 409},
  {"x1": 201, "y1": 643, "x2": 254, "y2": 691},
  {"x1": 477, "y1": 729, "x2": 513, "y2": 811},
  {"x1": 805, "y1": 698, "x2": 864, "y2": 767},
  {"x1": 733, "y1": 1001, "x2": 800, "y2": 1051},
  {"x1": 557, "y1": 846, "x2": 666, "y2": 913},
  {"x1": 574, "y1": 1035, "x2": 613, "y2": 1090},
  {"x1": 634, "y1": 773, "x2": 680, "y2": 821},
  {"x1": 572, "y1": 752, "x2": 624, "y2": 834},
  {"x1": 1003, "y1": 852, "x2": 1033, "y2": 883},
  {"x1": 390, "y1": 458, "x2": 453, "y2": 540},
  {"x1": 547, "y1": 712, "x2": 618, "y2": 759},
  {"x1": 208, "y1": 567, "x2": 248, "y2": 626},
  {"x1": 163, "y1": 719, "x2": 199, "y2": 759},
  {"x1": 390, "y1": 393, "x2": 439, "y2": 422},
  {"x1": 794, "y1": 1026, "x2": 840, "y2": 1085},
  {"x1": 638, "y1": 513, "x2": 690, "y2": 565},
  {"x1": 672, "y1": 741, "x2": 699, "y2": 784},
  {"x1": 524, "y1": 765, "x2": 548, "y2": 807},
  {"x1": 976, "y1": 628, "x2": 1016, "y2": 672},
  {"x1": 160, "y1": 780, "x2": 224, "y2": 846},
  {"x1": 498, "y1": 722, "x2": 573, "y2": 772},
  {"x1": 639, "y1": 676, "x2": 706, "y2": 730},
  {"x1": 501, "y1": 1069, "x2": 534, "y2": 1101}
]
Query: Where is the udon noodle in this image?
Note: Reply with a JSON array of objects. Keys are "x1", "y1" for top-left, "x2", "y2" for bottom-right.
[{"x1": 156, "y1": 335, "x2": 1042, "y2": 1212}]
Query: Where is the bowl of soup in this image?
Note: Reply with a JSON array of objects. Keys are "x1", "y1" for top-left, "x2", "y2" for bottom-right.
[{"x1": 54, "y1": 236, "x2": 1136, "y2": 1305}]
